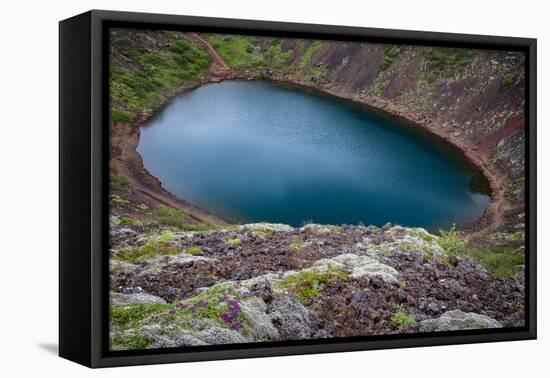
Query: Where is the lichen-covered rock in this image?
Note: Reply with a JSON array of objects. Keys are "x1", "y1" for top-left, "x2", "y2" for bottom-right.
[
  {"x1": 110, "y1": 291, "x2": 167, "y2": 305},
  {"x1": 418, "y1": 310, "x2": 502, "y2": 332},
  {"x1": 268, "y1": 296, "x2": 311, "y2": 339},
  {"x1": 146, "y1": 327, "x2": 206, "y2": 348},
  {"x1": 300, "y1": 224, "x2": 333, "y2": 234},
  {"x1": 240, "y1": 222, "x2": 294, "y2": 233},
  {"x1": 311, "y1": 253, "x2": 400, "y2": 284},
  {"x1": 238, "y1": 297, "x2": 279, "y2": 341},
  {"x1": 357, "y1": 226, "x2": 445, "y2": 260},
  {"x1": 198, "y1": 325, "x2": 247, "y2": 345}
]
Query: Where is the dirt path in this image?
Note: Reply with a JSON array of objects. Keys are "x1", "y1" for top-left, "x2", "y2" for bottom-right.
[{"x1": 187, "y1": 33, "x2": 230, "y2": 72}]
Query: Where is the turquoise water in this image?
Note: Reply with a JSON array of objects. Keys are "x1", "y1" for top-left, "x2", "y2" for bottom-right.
[{"x1": 137, "y1": 80, "x2": 490, "y2": 229}]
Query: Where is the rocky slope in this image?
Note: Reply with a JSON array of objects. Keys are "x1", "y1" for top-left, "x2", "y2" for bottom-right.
[
  {"x1": 109, "y1": 221, "x2": 524, "y2": 350},
  {"x1": 109, "y1": 29, "x2": 526, "y2": 242}
]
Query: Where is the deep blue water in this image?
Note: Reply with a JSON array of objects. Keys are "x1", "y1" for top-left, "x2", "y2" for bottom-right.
[{"x1": 137, "y1": 80, "x2": 490, "y2": 229}]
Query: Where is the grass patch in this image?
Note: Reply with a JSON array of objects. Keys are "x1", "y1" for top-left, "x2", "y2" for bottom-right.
[
  {"x1": 277, "y1": 268, "x2": 349, "y2": 302},
  {"x1": 263, "y1": 38, "x2": 293, "y2": 69},
  {"x1": 462, "y1": 245, "x2": 524, "y2": 279},
  {"x1": 439, "y1": 225, "x2": 524, "y2": 279},
  {"x1": 180, "y1": 223, "x2": 218, "y2": 232},
  {"x1": 380, "y1": 45, "x2": 403, "y2": 71},
  {"x1": 154, "y1": 205, "x2": 191, "y2": 227},
  {"x1": 298, "y1": 41, "x2": 323, "y2": 72},
  {"x1": 207, "y1": 34, "x2": 265, "y2": 68},
  {"x1": 110, "y1": 108, "x2": 133, "y2": 123},
  {"x1": 424, "y1": 47, "x2": 473, "y2": 72},
  {"x1": 110, "y1": 34, "x2": 210, "y2": 112},
  {"x1": 110, "y1": 175, "x2": 129, "y2": 191},
  {"x1": 153, "y1": 205, "x2": 217, "y2": 231}
]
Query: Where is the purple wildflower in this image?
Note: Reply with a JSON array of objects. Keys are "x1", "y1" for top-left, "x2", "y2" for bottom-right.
[{"x1": 231, "y1": 321, "x2": 241, "y2": 330}]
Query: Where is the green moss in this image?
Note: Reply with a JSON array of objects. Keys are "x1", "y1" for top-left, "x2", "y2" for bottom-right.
[
  {"x1": 185, "y1": 246, "x2": 203, "y2": 255},
  {"x1": 412, "y1": 229, "x2": 434, "y2": 242},
  {"x1": 110, "y1": 108, "x2": 133, "y2": 123},
  {"x1": 225, "y1": 238, "x2": 241, "y2": 246},
  {"x1": 252, "y1": 229, "x2": 274, "y2": 239},
  {"x1": 277, "y1": 268, "x2": 349, "y2": 302},
  {"x1": 110, "y1": 175, "x2": 129, "y2": 191},
  {"x1": 114, "y1": 231, "x2": 177, "y2": 261},
  {"x1": 110, "y1": 333, "x2": 154, "y2": 350},
  {"x1": 110, "y1": 302, "x2": 171, "y2": 350},
  {"x1": 111, "y1": 302, "x2": 171, "y2": 328},
  {"x1": 391, "y1": 305, "x2": 416, "y2": 327}
]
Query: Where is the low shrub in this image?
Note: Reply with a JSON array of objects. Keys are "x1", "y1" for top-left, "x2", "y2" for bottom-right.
[
  {"x1": 391, "y1": 305, "x2": 416, "y2": 327},
  {"x1": 110, "y1": 175, "x2": 129, "y2": 191},
  {"x1": 438, "y1": 224, "x2": 466, "y2": 255}
]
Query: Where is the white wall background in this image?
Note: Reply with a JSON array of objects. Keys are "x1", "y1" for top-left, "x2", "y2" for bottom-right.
[{"x1": 0, "y1": 0, "x2": 546, "y2": 375}]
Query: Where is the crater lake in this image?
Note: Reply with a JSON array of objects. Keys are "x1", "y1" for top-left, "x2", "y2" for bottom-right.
[{"x1": 137, "y1": 80, "x2": 490, "y2": 229}]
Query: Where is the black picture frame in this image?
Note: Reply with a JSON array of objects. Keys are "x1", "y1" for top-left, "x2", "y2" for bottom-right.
[{"x1": 59, "y1": 9, "x2": 537, "y2": 368}]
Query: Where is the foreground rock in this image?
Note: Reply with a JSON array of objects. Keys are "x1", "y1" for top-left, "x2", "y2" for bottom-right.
[
  {"x1": 109, "y1": 223, "x2": 524, "y2": 350},
  {"x1": 419, "y1": 310, "x2": 502, "y2": 332}
]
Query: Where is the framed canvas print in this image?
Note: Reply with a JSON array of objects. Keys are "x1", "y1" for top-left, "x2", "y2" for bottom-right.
[{"x1": 59, "y1": 10, "x2": 536, "y2": 368}]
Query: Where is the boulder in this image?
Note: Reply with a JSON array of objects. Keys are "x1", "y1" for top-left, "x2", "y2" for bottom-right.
[
  {"x1": 110, "y1": 291, "x2": 167, "y2": 305},
  {"x1": 240, "y1": 222, "x2": 294, "y2": 233},
  {"x1": 268, "y1": 296, "x2": 311, "y2": 339},
  {"x1": 419, "y1": 310, "x2": 502, "y2": 332},
  {"x1": 312, "y1": 253, "x2": 400, "y2": 284}
]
